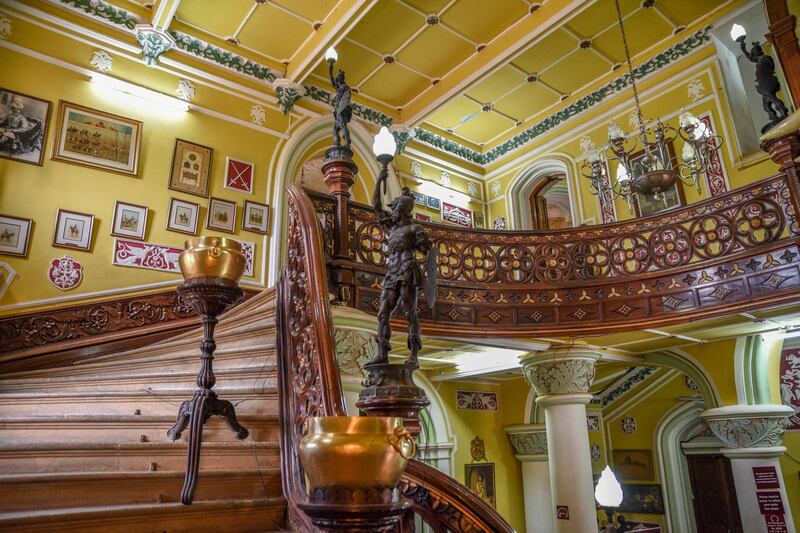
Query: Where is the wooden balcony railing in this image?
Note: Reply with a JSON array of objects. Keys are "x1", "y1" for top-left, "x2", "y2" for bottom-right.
[
  {"x1": 277, "y1": 183, "x2": 515, "y2": 532},
  {"x1": 311, "y1": 136, "x2": 800, "y2": 336}
]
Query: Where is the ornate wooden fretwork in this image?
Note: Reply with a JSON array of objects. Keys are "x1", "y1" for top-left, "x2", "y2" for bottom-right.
[
  {"x1": 309, "y1": 168, "x2": 800, "y2": 335},
  {"x1": 278, "y1": 184, "x2": 514, "y2": 532}
]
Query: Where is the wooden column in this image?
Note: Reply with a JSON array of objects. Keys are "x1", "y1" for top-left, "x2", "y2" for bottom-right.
[
  {"x1": 764, "y1": 0, "x2": 800, "y2": 107},
  {"x1": 322, "y1": 146, "x2": 358, "y2": 306}
]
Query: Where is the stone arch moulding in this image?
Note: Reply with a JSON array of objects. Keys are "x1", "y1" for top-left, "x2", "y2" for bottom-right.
[
  {"x1": 505, "y1": 154, "x2": 583, "y2": 230},
  {"x1": 643, "y1": 349, "x2": 722, "y2": 409},
  {"x1": 414, "y1": 372, "x2": 456, "y2": 476},
  {"x1": 267, "y1": 115, "x2": 402, "y2": 285}
]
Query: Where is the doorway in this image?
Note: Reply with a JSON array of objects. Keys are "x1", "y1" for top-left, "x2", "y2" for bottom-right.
[
  {"x1": 527, "y1": 174, "x2": 573, "y2": 229},
  {"x1": 686, "y1": 454, "x2": 743, "y2": 533}
]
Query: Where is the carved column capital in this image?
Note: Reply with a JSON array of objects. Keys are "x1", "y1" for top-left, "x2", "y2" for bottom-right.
[
  {"x1": 134, "y1": 24, "x2": 175, "y2": 65},
  {"x1": 274, "y1": 78, "x2": 304, "y2": 115},
  {"x1": 505, "y1": 424, "x2": 548, "y2": 461},
  {"x1": 520, "y1": 349, "x2": 600, "y2": 396},
  {"x1": 701, "y1": 404, "x2": 793, "y2": 452},
  {"x1": 334, "y1": 328, "x2": 375, "y2": 377}
]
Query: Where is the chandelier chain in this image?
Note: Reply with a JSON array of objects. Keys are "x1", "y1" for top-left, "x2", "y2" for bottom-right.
[{"x1": 614, "y1": 0, "x2": 645, "y2": 137}]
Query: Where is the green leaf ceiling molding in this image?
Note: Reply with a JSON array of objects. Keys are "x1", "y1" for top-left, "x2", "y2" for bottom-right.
[
  {"x1": 54, "y1": 0, "x2": 710, "y2": 166},
  {"x1": 59, "y1": 0, "x2": 140, "y2": 30}
]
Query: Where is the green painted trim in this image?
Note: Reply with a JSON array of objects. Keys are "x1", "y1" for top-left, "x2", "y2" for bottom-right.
[
  {"x1": 169, "y1": 30, "x2": 278, "y2": 83},
  {"x1": 58, "y1": 0, "x2": 139, "y2": 30},
  {"x1": 737, "y1": 335, "x2": 772, "y2": 405},
  {"x1": 644, "y1": 350, "x2": 720, "y2": 408}
]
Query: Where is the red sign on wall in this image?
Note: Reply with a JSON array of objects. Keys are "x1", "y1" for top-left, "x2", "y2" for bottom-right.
[
  {"x1": 753, "y1": 466, "x2": 780, "y2": 490},
  {"x1": 441, "y1": 202, "x2": 473, "y2": 228},
  {"x1": 555, "y1": 505, "x2": 569, "y2": 520},
  {"x1": 757, "y1": 492, "x2": 785, "y2": 515},
  {"x1": 765, "y1": 514, "x2": 788, "y2": 533}
]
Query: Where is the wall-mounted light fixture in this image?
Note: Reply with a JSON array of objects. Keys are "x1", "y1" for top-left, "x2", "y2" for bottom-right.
[{"x1": 89, "y1": 72, "x2": 190, "y2": 112}]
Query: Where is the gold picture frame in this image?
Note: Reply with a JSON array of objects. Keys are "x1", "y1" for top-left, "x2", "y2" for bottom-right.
[
  {"x1": 464, "y1": 463, "x2": 495, "y2": 508},
  {"x1": 169, "y1": 138, "x2": 213, "y2": 198},
  {"x1": 206, "y1": 197, "x2": 236, "y2": 234},
  {"x1": 51, "y1": 101, "x2": 142, "y2": 176},
  {"x1": 612, "y1": 449, "x2": 655, "y2": 482}
]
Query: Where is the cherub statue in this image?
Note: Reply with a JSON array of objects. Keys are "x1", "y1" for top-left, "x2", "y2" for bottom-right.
[
  {"x1": 737, "y1": 36, "x2": 789, "y2": 130},
  {"x1": 328, "y1": 59, "x2": 352, "y2": 148},
  {"x1": 371, "y1": 172, "x2": 436, "y2": 367}
]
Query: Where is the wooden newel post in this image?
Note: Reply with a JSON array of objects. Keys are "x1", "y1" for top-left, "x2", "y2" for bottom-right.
[
  {"x1": 764, "y1": 0, "x2": 800, "y2": 108},
  {"x1": 323, "y1": 146, "x2": 358, "y2": 306}
]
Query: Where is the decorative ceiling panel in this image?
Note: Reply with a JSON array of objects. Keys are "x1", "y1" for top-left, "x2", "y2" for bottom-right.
[
  {"x1": 175, "y1": 0, "x2": 254, "y2": 38},
  {"x1": 397, "y1": 25, "x2": 475, "y2": 80},
  {"x1": 456, "y1": 111, "x2": 515, "y2": 145},
  {"x1": 440, "y1": 0, "x2": 529, "y2": 44},
  {"x1": 493, "y1": 82, "x2": 560, "y2": 124},
  {"x1": 359, "y1": 63, "x2": 430, "y2": 108},
  {"x1": 238, "y1": 5, "x2": 312, "y2": 60}
]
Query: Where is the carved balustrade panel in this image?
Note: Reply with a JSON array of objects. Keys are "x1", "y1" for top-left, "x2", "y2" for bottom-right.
[{"x1": 311, "y1": 175, "x2": 800, "y2": 334}]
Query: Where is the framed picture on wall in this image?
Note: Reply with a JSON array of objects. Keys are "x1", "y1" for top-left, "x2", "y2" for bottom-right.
[
  {"x1": 206, "y1": 197, "x2": 236, "y2": 233},
  {"x1": 412, "y1": 191, "x2": 425, "y2": 205},
  {"x1": 0, "y1": 214, "x2": 33, "y2": 257},
  {"x1": 464, "y1": 463, "x2": 495, "y2": 508},
  {"x1": 241, "y1": 200, "x2": 270, "y2": 234},
  {"x1": 473, "y1": 212, "x2": 485, "y2": 229},
  {"x1": 415, "y1": 213, "x2": 431, "y2": 222},
  {"x1": 224, "y1": 157, "x2": 254, "y2": 194},
  {"x1": 51, "y1": 101, "x2": 142, "y2": 176},
  {"x1": 630, "y1": 143, "x2": 685, "y2": 217},
  {"x1": 169, "y1": 139, "x2": 213, "y2": 197},
  {"x1": 52, "y1": 209, "x2": 94, "y2": 251},
  {"x1": 166, "y1": 197, "x2": 200, "y2": 235},
  {"x1": 110, "y1": 201, "x2": 148, "y2": 241},
  {"x1": 0, "y1": 88, "x2": 52, "y2": 166},
  {"x1": 612, "y1": 449, "x2": 655, "y2": 481},
  {"x1": 426, "y1": 196, "x2": 441, "y2": 210},
  {"x1": 618, "y1": 484, "x2": 665, "y2": 514}
]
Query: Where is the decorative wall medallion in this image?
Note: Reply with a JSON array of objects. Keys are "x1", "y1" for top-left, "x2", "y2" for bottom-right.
[
  {"x1": 442, "y1": 203, "x2": 473, "y2": 228},
  {"x1": 780, "y1": 348, "x2": 800, "y2": 430},
  {"x1": 523, "y1": 358, "x2": 596, "y2": 396},
  {"x1": 240, "y1": 241, "x2": 254, "y2": 277},
  {"x1": 113, "y1": 239, "x2": 181, "y2": 273},
  {"x1": 333, "y1": 329, "x2": 375, "y2": 376},
  {"x1": 456, "y1": 390, "x2": 498, "y2": 411},
  {"x1": 176, "y1": 79, "x2": 195, "y2": 101},
  {"x1": 470, "y1": 435, "x2": 487, "y2": 462},
  {"x1": 134, "y1": 24, "x2": 175, "y2": 66},
  {"x1": 249, "y1": 104, "x2": 266, "y2": 126},
  {"x1": 467, "y1": 181, "x2": 478, "y2": 197},
  {"x1": 90, "y1": 50, "x2": 112, "y2": 72},
  {"x1": 491, "y1": 181, "x2": 501, "y2": 197},
  {"x1": 48, "y1": 255, "x2": 83, "y2": 291},
  {"x1": 507, "y1": 430, "x2": 547, "y2": 455},
  {"x1": 591, "y1": 443, "x2": 601, "y2": 462},
  {"x1": 410, "y1": 160, "x2": 422, "y2": 178},
  {"x1": 621, "y1": 416, "x2": 637, "y2": 435},
  {"x1": 684, "y1": 375, "x2": 700, "y2": 391},
  {"x1": 440, "y1": 170, "x2": 451, "y2": 187},
  {"x1": 0, "y1": 16, "x2": 11, "y2": 39},
  {"x1": 587, "y1": 415, "x2": 600, "y2": 431},
  {"x1": 224, "y1": 157, "x2": 254, "y2": 194},
  {"x1": 687, "y1": 78, "x2": 706, "y2": 101},
  {"x1": 493, "y1": 216, "x2": 506, "y2": 230}
]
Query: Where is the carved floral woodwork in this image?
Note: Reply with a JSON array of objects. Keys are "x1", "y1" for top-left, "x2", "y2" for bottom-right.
[
  {"x1": 278, "y1": 184, "x2": 515, "y2": 533},
  {"x1": 308, "y1": 171, "x2": 800, "y2": 335}
]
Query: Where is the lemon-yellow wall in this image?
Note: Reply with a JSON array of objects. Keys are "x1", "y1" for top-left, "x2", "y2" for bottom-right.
[
  {"x1": 435, "y1": 379, "x2": 526, "y2": 532},
  {"x1": 0, "y1": 44, "x2": 281, "y2": 313}
]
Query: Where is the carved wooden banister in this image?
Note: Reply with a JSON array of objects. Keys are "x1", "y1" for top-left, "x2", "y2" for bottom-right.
[
  {"x1": 278, "y1": 184, "x2": 515, "y2": 532},
  {"x1": 309, "y1": 170, "x2": 800, "y2": 336}
]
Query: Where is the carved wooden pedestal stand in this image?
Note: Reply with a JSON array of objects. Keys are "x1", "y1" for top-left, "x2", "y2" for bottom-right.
[
  {"x1": 299, "y1": 492, "x2": 410, "y2": 533},
  {"x1": 323, "y1": 146, "x2": 359, "y2": 305},
  {"x1": 357, "y1": 362, "x2": 430, "y2": 438},
  {"x1": 167, "y1": 278, "x2": 248, "y2": 504}
]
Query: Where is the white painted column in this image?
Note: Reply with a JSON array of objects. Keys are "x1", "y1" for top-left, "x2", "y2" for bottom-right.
[
  {"x1": 505, "y1": 424, "x2": 554, "y2": 533},
  {"x1": 521, "y1": 350, "x2": 600, "y2": 533},
  {"x1": 702, "y1": 405, "x2": 797, "y2": 533}
]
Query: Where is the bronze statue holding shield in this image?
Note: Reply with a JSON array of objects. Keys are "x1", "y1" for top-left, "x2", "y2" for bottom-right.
[{"x1": 371, "y1": 172, "x2": 437, "y2": 368}]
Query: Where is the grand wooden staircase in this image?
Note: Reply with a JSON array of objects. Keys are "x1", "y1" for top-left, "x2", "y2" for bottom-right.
[{"x1": 0, "y1": 288, "x2": 288, "y2": 532}]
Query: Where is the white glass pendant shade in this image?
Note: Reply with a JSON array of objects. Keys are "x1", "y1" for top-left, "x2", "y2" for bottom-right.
[
  {"x1": 325, "y1": 46, "x2": 338, "y2": 62},
  {"x1": 595, "y1": 466, "x2": 623, "y2": 507},
  {"x1": 372, "y1": 126, "x2": 397, "y2": 157},
  {"x1": 730, "y1": 23, "x2": 746, "y2": 41},
  {"x1": 616, "y1": 162, "x2": 630, "y2": 183}
]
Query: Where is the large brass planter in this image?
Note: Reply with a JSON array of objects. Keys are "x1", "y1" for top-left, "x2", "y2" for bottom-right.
[
  {"x1": 179, "y1": 236, "x2": 245, "y2": 283},
  {"x1": 299, "y1": 416, "x2": 415, "y2": 494}
]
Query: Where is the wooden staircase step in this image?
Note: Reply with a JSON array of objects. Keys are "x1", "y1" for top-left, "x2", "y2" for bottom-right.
[
  {"x1": 0, "y1": 497, "x2": 287, "y2": 532},
  {"x1": 0, "y1": 414, "x2": 279, "y2": 444},
  {"x1": 0, "y1": 469, "x2": 282, "y2": 512},
  {"x1": 0, "y1": 440, "x2": 280, "y2": 474},
  {"x1": 0, "y1": 366, "x2": 278, "y2": 393},
  {"x1": 0, "y1": 387, "x2": 278, "y2": 416}
]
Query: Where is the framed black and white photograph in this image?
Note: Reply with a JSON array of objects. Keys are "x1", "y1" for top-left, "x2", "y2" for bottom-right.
[
  {"x1": 206, "y1": 197, "x2": 236, "y2": 233},
  {"x1": 52, "y1": 209, "x2": 94, "y2": 251},
  {"x1": 412, "y1": 191, "x2": 425, "y2": 205},
  {"x1": 426, "y1": 196, "x2": 441, "y2": 210},
  {"x1": 166, "y1": 198, "x2": 200, "y2": 235},
  {"x1": 111, "y1": 201, "x2": 148, "y2": 241},
  {"x1": 242, "y1": 200, "x2": 270, "y2": 234},
  {"x1": 0, "y1": 88, "x2": 52, "y2": 166},
  {"x1": 0, "y1": 214, "x2": 33, "y2": 257}
]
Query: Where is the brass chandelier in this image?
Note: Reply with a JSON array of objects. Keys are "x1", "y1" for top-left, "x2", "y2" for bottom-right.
[{"x1": 581, "y1": 0, "x2": 722, "y2": 213}]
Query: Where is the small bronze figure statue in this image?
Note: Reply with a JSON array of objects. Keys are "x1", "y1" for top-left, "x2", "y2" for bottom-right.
[
  {"x1": 736, "y1": 35, "x2": 789, "y2": 132},
  {"x1": 328, "y1": 57, "x2": 353, "y2": 148},
  {"x1": 371, "y1": 172, "x2": 436, "y2": 368}
]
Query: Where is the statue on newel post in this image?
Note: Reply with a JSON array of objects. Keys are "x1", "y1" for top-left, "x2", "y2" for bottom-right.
[{"x1": 356, "y1": 129, "x2": 435, "y2": 437}]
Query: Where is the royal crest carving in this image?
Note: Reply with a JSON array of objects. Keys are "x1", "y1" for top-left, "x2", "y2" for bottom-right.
[{"x1": 523, "y1": 358, "x2": 596, "y2": 395}]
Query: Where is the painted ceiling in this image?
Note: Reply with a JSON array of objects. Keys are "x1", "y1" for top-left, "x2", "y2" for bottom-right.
[{"x1": 163, "y1": 0, "x2": 735, "y2": 151}]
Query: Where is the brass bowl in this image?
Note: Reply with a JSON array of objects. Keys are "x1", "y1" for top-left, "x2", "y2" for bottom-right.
[
  {"x1": 179, "y1": 236, "x2": 245, "y2": 283},
  {"x1": 298, "y1": 416, "x2": 415, "y2": 492}
]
